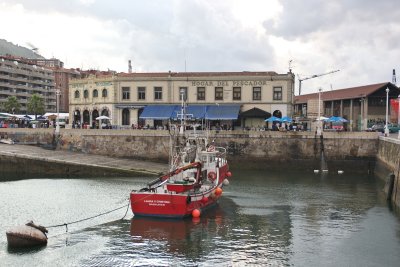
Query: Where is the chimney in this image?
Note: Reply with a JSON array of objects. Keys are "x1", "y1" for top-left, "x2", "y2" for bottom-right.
[{"x1": 128, "y1": 60, "x2": 132, "y2": 73}]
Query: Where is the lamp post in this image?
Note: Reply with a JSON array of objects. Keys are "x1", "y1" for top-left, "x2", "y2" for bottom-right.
[
  {"x1": 385, "y1": 87, "x2": 389, "y2": 137},
  {"x1": 317, "y1": 88, "x2": 322, "y2": 136},
  {"x1": 360, "y1": 98, "x2": 364, "y2": 131},
  {"x1": 55, "y1": 89, "x2": 61, "y2": 135}
]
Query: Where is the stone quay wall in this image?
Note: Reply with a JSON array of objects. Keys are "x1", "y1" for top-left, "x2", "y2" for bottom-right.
[
  {"x1": 376, "y1": 137, "x2": 400, "y2": 208},
  {"x1": 0, "y1": 128, "x2": 379, "y2": 172}
]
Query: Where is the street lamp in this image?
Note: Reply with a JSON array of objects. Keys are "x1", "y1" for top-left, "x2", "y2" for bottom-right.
[
  {"x1": 385, "y1": 87, "x2": 389, "y2": 137},
  {"x1": 55, "y1": 89, "x2": 61, "y2": 135},
  {"x1": 317, "y1": 87, "x2": 322, "y2": 136}
]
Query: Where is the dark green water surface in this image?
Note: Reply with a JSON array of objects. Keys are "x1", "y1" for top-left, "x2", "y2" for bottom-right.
[{"x1": 1, "y1": 168, "x2": 400, "y2": 266}]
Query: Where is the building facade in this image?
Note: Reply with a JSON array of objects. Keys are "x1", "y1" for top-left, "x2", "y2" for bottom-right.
[
  {"x1": 0, "y1": 55, "x2": 56, "y2": 113},
  {"x1": 69, "y1": 71, "x2": 295, "y2": 129},
  {"x1": 52, "y1": 67, "x2": 81, "y2": 113},
  {"x1": 293, "y1": 82, "x2": 400, "y2": 131}
]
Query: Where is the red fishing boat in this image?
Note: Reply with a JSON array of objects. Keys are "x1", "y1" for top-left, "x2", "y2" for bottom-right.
[
  {"x1": 130, "y1": 96, "x2": 232, "y2": 218},
  {"x1": 130, "y1": 136, "x2": 232, "y2": 218}
]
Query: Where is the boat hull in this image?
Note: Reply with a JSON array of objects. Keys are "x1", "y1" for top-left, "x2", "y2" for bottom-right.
[
  {"x1": 131, "y1": 160, "x2": 229, "y2": 218},
  {"x1": 130, "y1": 191, "x2": 220, "y2": 218}
]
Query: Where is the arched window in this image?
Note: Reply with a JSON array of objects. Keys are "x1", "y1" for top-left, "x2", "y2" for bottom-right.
[
  {"x1": 93, "y1": 89, "x2": 98, "y2": 98},
  {"x1": 92, "y1": 109, "x2": 99, "y2": 122},
  {"x1": 101, "y1": 109, "x2": 109, "y2": 117},
  {"x1": 83, "y1": 110, "x2": 90, "y2": 124},
  {"x1": 74, "y1": 90, "x2": 80, "y2": 98},
  {"x1": 102, "y1": 88, "x2": 108, "y2": 97},
  {"x1": 84, "y1": 90, "x2": 89, "y2": 98},
  {"x1": 272, "y1": 110, "x2": 282, "y2": 118},
  {"x1": 122, "y1": 108, "x2": 130, "y2": 125}
]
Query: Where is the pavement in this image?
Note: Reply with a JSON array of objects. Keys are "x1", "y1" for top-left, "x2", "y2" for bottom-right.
[{"x1": 0, "y1": 143, "x2": 168, "y2": 176}]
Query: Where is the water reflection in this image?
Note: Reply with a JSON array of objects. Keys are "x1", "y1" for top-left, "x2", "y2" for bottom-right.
[{"x1": 1, "y1": 169, "x2": 400, "y2": 266}]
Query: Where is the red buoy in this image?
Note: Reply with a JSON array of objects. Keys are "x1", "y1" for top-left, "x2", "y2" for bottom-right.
[
  {"x1": 192, "y1": 209, "x2": 201, "y2": 218},
  {"x1": 215, "y1": 187, "x2": 223, "y2": 196}
]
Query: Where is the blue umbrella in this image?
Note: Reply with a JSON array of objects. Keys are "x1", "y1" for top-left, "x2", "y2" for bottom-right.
[
  {"x1": 281, "y1": 116, "x2": 292, "y2": 123},
  {"x1": 326, "y1": 116, "x2": 348, "y2": 123},
  {"x1": 265, "y1": 116, "x2": 281, "y2": 122}
]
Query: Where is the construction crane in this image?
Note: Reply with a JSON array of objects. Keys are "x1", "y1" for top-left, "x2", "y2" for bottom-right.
[{"x1": 298, "y1": 69, "x2": 340, "y2": 95}]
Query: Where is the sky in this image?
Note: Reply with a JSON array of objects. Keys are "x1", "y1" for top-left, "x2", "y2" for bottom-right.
[{"x1": 1, "y1": 0, "x2": 400, "y2": 95}]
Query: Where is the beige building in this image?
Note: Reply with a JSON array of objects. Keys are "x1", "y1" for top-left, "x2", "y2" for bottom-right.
[{"x1": 69, "y1": 71, "x2": 295, "y2": 129}]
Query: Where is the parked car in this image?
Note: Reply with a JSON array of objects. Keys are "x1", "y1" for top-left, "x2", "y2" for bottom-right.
[
  {"x1": 368, "y1": 123, "x2": 400, "y2": 133},
  {"x1": 387, "y1": 123, "x2": 400, "y2": 133},
  {"x1": 368, "y1": 124, "x2": 384, "y2": 133}
]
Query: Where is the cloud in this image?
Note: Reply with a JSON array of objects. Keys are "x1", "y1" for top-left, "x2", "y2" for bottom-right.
[
  {"x1": 261, "y1": 0, "x2": 400, "y2": 93},
  {"x1": 1, "y1": 0, "x2": 400, "y2": 94}
]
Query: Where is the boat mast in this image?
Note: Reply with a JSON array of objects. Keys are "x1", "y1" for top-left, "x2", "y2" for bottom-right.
[{"x1": 179, "y1": 88, "x2": 186, "y2": 135}]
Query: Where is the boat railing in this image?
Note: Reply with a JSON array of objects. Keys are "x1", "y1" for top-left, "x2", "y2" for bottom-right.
[{"x1": 215, "y1": 147, "x2": 227, "y2": 159}]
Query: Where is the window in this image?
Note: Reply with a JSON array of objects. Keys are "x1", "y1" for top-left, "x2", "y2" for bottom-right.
[
  {"x1": 233, "y1": 87, "x2": 241, "y2": 100},
  {"x1": 197, "y1": 87, "x2": 205, "y2": 100},
  {"x1": 215, "y1": 87, "x2": 223, "y2": 101},
  {"x1": 83, "y1": 89, "x2": 89, "y2": 99},
  {"x1": 74, "y1": 90, "x2": 80, "y2": 98},
  {"x1": 102, "y1": 88, "x2": 108, "y2": 97},
  {"x1": 253, "y1": 87, "x2": 261, "y2": 100},
  {"x1": 93, "y1": 89, "x2": 98, "y2": 98},
  {"x1": 122, "y1": 108, "x2": 130, "y2": 125},
  {"x1": 138, "y1": 87, "x2": 146, "y2": 100},
  {"x1": 154, "y1": 87, "x2": 162, "y2": 100},
  {"x1": 122, "y1": 87, "x2": 130, "y2": 100},
  {"x1": 273, "y1": 87, "x2": 282, "y2": 100}
]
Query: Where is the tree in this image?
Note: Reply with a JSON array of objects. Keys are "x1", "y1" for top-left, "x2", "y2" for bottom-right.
[
  {"x1": 27, "y1": 93, "x2": 45, "y2": 119},
  {"x1": 2, "y1": 96, "x2": 21, "y2": 114}
]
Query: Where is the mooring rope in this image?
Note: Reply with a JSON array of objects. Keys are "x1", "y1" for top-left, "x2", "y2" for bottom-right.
[{"x1": 45, "y1": 199, "x2": 130, "y2": 233}]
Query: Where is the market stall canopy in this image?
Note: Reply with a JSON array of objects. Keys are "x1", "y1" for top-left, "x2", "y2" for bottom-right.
[
  {"x1": 43, "y1": 113, "x2": 69, "y2": 119},
  {"x1": 239, "y1": 107, "x2": 271, "y2": 118},
  {"x1": 325, "y1": 116, "x2": 348, "y2": 123},
  {"x1": 281, "y1": 116, "x2": 293, "y2": 123},
  {"x1": 265, "y1": 116, "x2": 282, "y2": 122},
  {"x1": 96, "y1": 115, "x2": 111, "y2": 120},
  {"x1": 0, "y1": 113, "x2": 17, "y2": 119},
  {"x1": 315, "y1": 116, "x2": 329, "y2": 121}
]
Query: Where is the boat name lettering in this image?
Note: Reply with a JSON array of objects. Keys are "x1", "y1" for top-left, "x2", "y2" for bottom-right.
[{"x1": 144, "y1": 200, "x2": 171, "y2": 204}]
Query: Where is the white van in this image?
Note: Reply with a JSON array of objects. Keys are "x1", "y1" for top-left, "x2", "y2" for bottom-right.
[{"x1": 56, "y1": 118, "x2": 67, "y2": 128}]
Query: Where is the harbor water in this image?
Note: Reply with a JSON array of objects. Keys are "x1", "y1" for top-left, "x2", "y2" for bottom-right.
[{"x1": 1, "y1": 167, "x2": 400, "y2": 266}]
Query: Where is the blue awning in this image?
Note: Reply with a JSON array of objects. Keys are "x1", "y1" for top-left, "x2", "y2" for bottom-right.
[
  {"x1": 140, "y1": 105, "x2": 178, "y2": 120},
  {"x1": 205, "y1": 105, "x2": 241, "y2": 120},
  {"x1": 173, "y1": 105, "x2": 209, "y2": 120},
  {"x1": 140, "y1": 104, "x2": 241, "y2": 120}
]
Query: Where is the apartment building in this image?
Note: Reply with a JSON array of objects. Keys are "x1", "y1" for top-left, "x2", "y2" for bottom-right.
[{"x1": 0, "y1": 55, "x2": 56, "y2": 113}]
